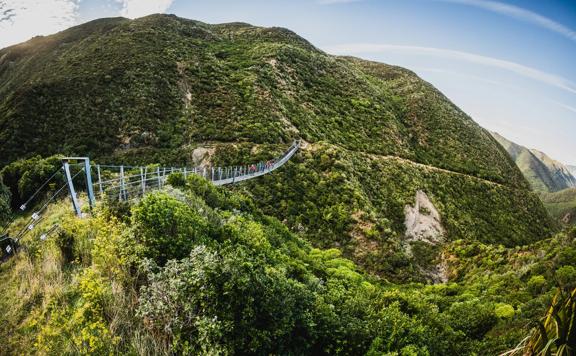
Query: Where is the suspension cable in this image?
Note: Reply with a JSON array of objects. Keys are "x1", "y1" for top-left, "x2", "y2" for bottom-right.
[
  {"x1": 18, "y1": 168, "x2": 63, "y2": 211},
  {"x1": 13, "y1": 168, "x2": 85, "y2": 241}
]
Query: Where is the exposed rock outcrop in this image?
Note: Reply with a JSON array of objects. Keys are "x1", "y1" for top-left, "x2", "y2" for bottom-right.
[{"x1": 404, "y1": 190, "x2": 445, "y2": 245}]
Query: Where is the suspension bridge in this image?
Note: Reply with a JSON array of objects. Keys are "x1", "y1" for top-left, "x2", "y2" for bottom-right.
[{"x1": 1, "y1": 140, "x2": 301, "y2": 261}]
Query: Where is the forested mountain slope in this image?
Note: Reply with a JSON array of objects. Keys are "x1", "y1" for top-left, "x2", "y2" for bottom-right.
[
  {"x1": 0, "y1": 15, "x2": 555, "y2": 282},
  {"x1": 0, "y1": 176, "x2": 573, "y2": 355},
  {"x1": 491, "y1": 132, "x2": 576, "y2": 193}
]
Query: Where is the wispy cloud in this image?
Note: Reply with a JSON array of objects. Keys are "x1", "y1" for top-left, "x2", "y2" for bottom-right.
[
  {"x1": 319, "y1": 0, "x2": 576, "y2": 43},
  {"x1": 554, "y1": 102, "x2": 576, "y2": 115},
  {"x1": 322, "y1": 43, "x2": 576, "y2": 96},
  {"x1": 412, "y1": 67, "x2": 505, "y2": 87},
  {"x1": 116, "y1": 0, "x2": 174, "y2": 19},
  {"x1": 437, "y1": 0, "x2": 576, "y2": 43},
  {"x1": 415, "y1": 67, "x2": 576, "y2": 115}
]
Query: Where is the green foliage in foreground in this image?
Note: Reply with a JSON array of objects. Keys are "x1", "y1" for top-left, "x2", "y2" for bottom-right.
[
  {"x1": 516, "y1": 288, "x2": 576, "y2": 356},
  {"x1": 0, "y1": 178, "x2": 573, "y2": 355}
]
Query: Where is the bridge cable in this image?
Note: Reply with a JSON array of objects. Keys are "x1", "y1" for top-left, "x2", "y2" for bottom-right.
[{"x1": 13, "y1": 168, "x2": 85, "y2": 242}]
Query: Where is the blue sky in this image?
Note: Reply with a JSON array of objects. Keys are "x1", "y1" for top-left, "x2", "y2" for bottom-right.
[{"x1": 1, "y1": 0, "x2": 575, "y2": 164}]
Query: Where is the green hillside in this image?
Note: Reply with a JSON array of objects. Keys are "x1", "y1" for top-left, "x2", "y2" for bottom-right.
[
  {"x1": 0, "y1": 14, "x2": 556, "y2": 282},
  {"x1": 0, "y1": 15, "x2": 525, "y2": 185},
  {"x1": 491, "y1": 132, "x2": 576, "y2": 193},
  {"x1": 0, "y1": 176, "x2": 574, "y2": 354},
  {"x1": 491, "y1": 132, "x2": 576, "y2": 226}
]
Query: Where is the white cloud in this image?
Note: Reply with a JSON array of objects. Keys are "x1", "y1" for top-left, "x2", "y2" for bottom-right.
[
  {"x1": 116, "y1": 0, "x2": 174, "y2": 19},
  {"x1": 0, "y1": 0, "x2": 176, "y2": 49},
  {"x1": 0, "y1": 0, "x2": 79, "y2": 49},
  {"x1": 438, "y1": 0, "x2": 576, "y2": 43},
  {"x1": 322, "y1": 43, "x2": 576, "y2": 96},
  {"x1": 318, "y1": 0, "x2": 576, "y2": 43},
  {"x1": 412, "y1": 67, "x2": 505, "y2": 87}
]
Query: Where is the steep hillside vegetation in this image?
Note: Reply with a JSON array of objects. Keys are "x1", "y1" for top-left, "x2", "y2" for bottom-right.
[
  {"x1": 0, "y1": 176, "x2": 573, "y2": 355},
  {"x1": 0, "y1": 15, "x2": 555, "y2": 282},
  {"x1": 0, "y1": 15, "x2": 524, "y2": 183},
  {"x1": 540, "y1": 187, "x2": 576, "y2": 226},
  {"x1": 491, "y1": 132, "x2": 576, "y2": 193}
]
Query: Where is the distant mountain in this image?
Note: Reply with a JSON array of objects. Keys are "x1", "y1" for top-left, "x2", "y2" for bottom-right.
[
  {"x1": 491, "y1": 132, "x2": 576, "y2": 193},
  {"x1": 568, "y1": 165, "x2": 576, "y2": 177}
]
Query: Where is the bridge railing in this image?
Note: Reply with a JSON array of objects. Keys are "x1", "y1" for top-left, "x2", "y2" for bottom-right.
[
  {"x1": 95, "y1": 140, "x2": 301, "y2": 203},
  {"x1": 0, "y1": 140, "x2": 301, "y2": 260}
]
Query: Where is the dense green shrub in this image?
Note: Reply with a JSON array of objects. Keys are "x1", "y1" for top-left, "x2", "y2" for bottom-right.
[
  {"x1": 447, "y1": 300, "x2": 497, "y2": 339},
  {"x1": 131, "y1": 192, "x2": 213, "y2": 265},
  {"x1": 527, "y1": 275, "x2": 548, "y2": 296},
  {"x1": 138, "y1": 245, "x2": 317, "y2": 354},
  {"x1": 555, "y1": 266, "x2": 576, "y2": 291}
]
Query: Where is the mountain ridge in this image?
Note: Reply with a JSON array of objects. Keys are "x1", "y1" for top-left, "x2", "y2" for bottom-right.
[
  {"x1": 491, "y1": 132, "x2": 576, "y2": 193},
  {"x1": 0, "y1": 14, "x2": 571, "y2": 355},
  {"x1": 0, "y1": 14, "x2": 555, "y2": 282}
]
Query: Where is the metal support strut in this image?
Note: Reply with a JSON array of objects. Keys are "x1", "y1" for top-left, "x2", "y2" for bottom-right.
[{"x1": 62, "y1": 159, "x2": 82, "y2": 217}]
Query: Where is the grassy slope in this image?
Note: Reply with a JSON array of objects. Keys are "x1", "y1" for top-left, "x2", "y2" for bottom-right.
[{"x1": 0, "y1": 15, "x2": 555, "y2": 281}]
